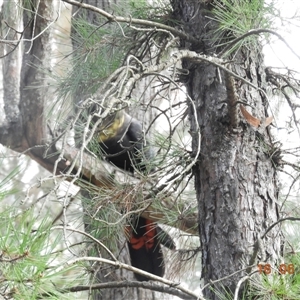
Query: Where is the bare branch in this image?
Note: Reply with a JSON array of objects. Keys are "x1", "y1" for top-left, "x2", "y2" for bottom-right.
[
  {"x1": 261, "y1": 217, "x2": 300, "y2": 239},
  {"x1": 53, "y1": 281, "x2": 202, "y2": 300},
  {"x1": 52, "y1": 226, "x2": 118, "y2": 262},
  {"x1": 219, "y1": 28, "x2": 300, "y2": 60},
  {"x1": 54, "y1": 256, "x2": 204, "y2": 300}
]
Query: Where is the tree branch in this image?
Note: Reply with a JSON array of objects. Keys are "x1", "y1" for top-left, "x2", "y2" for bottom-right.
[
  {"x1": 62, "y1": 145, "x2": 198, "y2": 235},
  {"x1": 219, "y1": 28, "x2": 300, "y2": 60},
  {"x1": 62, "y1": 0, "x2": 200, "y2": 44},
  {"x1": 56, "y1": 281, "x2": 203, "y2": 300},
  {"x1": 55, "y1": 256, "x2": 204, "y2": 300},
  {"x1": 261, "y1": 217, "x2": 300, "y2": 239}
]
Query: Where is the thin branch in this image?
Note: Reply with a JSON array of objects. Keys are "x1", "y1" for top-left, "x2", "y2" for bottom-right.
[
  {"x1": 0, "y1": 2, "x2": 60, "y2": 47},
  {"x1": 52, "y1": 226, "x2": 118, "y2": 261},
  {"x1": 247, "y1": 217, "x2": 300, "y2": 274},
  {"x1": 44, "y1": 281, "x2": 203, "y2": 300},
  {"x1": 61, "y1": 0, "x2": 200, "y2": 44},
  {"x1": 219, "y1": 29, "x2": 300, "y2": 60},
  {"x1": 54, "y1": 256, "x2": 204, "y2": 300},
  {"x1": 201, "y1": 265, "x2": 257, "y2": 292},
  {"x1": 261, "y1": 217, "x2": 300, "y2": 239},
  {"x1": 233, "y1": 275, "x2": 250, "y2": 300},
  {"x1": 60, "y1": 138, "x2": 198, "y2": 235},
  {"x1": 280, "y1": 171, "x2": 300, "y2": 210},
  {"x1": 265, "y1": 67, "x2": 300, "y2": 137},
  {"x1": 56, "y1": 49, "x2": 275, "y2": 237}
]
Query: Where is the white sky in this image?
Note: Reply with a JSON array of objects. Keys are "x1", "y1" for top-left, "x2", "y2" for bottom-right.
[{"x1": 264, "y1": 0, "x2": 300, "y2": 69}]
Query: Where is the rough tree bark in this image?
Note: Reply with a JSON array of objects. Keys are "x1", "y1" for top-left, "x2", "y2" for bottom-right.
[{"x1": 172, "y1": 1, "x2": 281, "y2": 298}]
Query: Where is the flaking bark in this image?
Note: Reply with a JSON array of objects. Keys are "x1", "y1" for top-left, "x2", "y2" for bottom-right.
[{"x1": 172, "y1": 0, "x2": 281, "y2": 298}]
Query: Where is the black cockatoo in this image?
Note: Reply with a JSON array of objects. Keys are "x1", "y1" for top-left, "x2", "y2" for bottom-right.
[
  {"x1": 97, "y1": 110, "x2": 150, "y2": 173},
  {"x1": 97, "y1": 110, "x2": 175, "y2": 281}
]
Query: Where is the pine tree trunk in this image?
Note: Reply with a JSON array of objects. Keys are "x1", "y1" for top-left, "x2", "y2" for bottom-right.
[{"x1": 172, "y1": 1, "x2": 281, "y2": 298}]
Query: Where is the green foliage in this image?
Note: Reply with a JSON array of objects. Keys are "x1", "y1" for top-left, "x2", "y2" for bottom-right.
[
  {"x1": 249, "y1": 255, "x2": 300, "y2": 299},
  {"x1": 210, "y1": 255, "x2": 300, "y2": 300},
  {"x1": 0, "y1": 160, "x2": 21, "y2": 199},
  {"x1": 57, "y1": 18, "x2": 126, "y2": 101},
  {"x1": 0, "y1": 168, "x2": 85, "y2": 299},
  {"x1": 56, "y1": 0, "x2": 169, "y2": 102},
  {"x1": 129, "y1": 0, "x2": 173, "y2": 22},
  {"x1": 129, "y1": 0, "x2": 150, "y2": 19},
  {"x1": 82, "y1": 191, "x2": 126, "y2": 254},
  {"x1": 211, "y1": 0, "x2": 278, "y2": 56},
  {"x1": 0, "y1": 208, "x2": 79, "y2": 299},
  {"x1": 54, "y1": 0, "x2": 175, "y2": 108}
]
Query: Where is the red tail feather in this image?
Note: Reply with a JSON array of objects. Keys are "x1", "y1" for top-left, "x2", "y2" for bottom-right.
[{"x1": 126, "y1": 217, "x2": 164, "y2": 281}]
